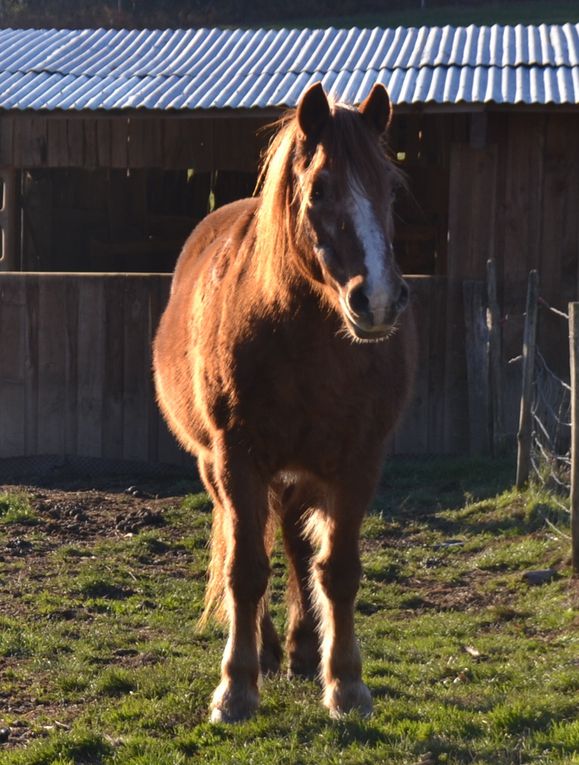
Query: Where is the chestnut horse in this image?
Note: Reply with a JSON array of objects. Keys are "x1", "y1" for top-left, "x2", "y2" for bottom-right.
[{"x1": 153, "y1": 82, "x2": 416, "y2": 722}]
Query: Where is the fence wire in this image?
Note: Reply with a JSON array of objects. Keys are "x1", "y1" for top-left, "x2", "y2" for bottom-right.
[{"x1": 529, "y1": 322, "x2": 571, "y2": 512}]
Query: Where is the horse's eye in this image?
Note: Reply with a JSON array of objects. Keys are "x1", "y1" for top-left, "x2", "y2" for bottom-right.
[{"x1": 311, "y1": 179, "x2": 325, "y2": 203}]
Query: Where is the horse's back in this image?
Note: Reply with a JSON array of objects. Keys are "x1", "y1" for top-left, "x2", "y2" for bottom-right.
[{"x1": 172, "y1": 197, "x2": 258, "y2": 291}]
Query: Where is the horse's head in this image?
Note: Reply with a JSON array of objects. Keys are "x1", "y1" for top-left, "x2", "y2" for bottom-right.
[{"x1": 293, "y1": 82, "x2": 408, "y2": 342}]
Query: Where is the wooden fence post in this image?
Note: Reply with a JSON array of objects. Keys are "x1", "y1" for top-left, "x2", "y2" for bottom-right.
[
  {"x1": 569, "y1": 303, "x2": 579, "y2": 575},
  {"x1": 516, "y1": 270, "x2": 539, "y2": 489},
  {"x1": 486, "y1": 258, "x2": 503, "y2": 455}
]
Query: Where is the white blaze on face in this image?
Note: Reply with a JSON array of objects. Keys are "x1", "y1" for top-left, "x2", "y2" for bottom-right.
[{"x1": 348, "y1": 178, "x2": 392, "y2": 326}]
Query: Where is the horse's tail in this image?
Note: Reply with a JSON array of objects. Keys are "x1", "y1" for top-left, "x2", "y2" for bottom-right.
[
  {"x1": 198, "y1": 498, "x2": 278, "y2": 629},
  {"x1": 198, "y1": 507, "x2": 228, "y2": 628}
]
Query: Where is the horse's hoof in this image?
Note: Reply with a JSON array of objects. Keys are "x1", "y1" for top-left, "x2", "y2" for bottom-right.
[
  {"x1": 324, "y1": 680, "x2": 373, "y2": 719},
  {"x1": 260, "y1": 640, "x2": 283, "y2": 677},
  {"x1": 209, "y1": 680, "x2": 259, "y2": 724}
]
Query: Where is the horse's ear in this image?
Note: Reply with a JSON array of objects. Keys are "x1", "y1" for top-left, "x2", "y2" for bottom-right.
[
  {"x1": 359, "y1": 83, "x2": 392, "y2": 135},
  {"x1": 297, "y1": 82, "x2": 330, "y2": 142}
]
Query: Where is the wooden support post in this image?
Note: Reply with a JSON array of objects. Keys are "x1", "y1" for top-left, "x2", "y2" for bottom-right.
[
  {"x1": 516, "y1": 270, "x2": 539, "y2": 489},
  {"x1": 568, "y1": 303, "x2": 579, "y2": 575},
  {"x1": 487, "y1": 258, "x2": 503, "y2": 455},
  {"x1": 0, "y1": 167, "x2": 19, "y2": 270}
]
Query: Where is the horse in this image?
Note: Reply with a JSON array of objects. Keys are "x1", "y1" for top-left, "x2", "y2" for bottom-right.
[{"x1": 153, "y1": 82, "x2": 417, "y2": 723}]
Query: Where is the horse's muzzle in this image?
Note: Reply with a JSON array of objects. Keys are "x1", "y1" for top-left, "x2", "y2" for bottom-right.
[{"x1": 342, "y1": 279, "x2": 409, "y2": 340}]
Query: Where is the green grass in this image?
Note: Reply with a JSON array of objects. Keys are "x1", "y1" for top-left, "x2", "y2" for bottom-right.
[
  {"x1": 0, "y1": 493, "x2": 37, "y2": 525},
  {"x1": 0, "y1": 458, "x2": 577, "y2": 765},
  {"x1": 271, "y1": 1, "x2": 579, "y2": 28}
]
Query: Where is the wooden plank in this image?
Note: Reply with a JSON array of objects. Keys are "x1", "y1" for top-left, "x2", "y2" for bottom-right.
[
  {"x1": 0, "y1": 278, "x2": 27, "y2": 457},
  {"x1": 504, "y1": 115, "x2": 545, "y2": 284},
  {"x1": 163, "y1": 119, "x2": 214, "y2": 170},
  {"x1": 487, "y1": 258, "x2": 504, "y2": 454},
  {"x1": 83, "y1": 119, "x2": 98, "y2": 169},
  {"x1": 36, "y1": 276, "x2": 69, "y2": 455},
  {"x1": 111, "y1": 118, "x2": 129, "y2": 168},
  {"x1": 102, "y1": 277, "x2": 125, "y2": 459},
  {"x1": 63, "y1": 278, "x2": 79, "y2": 455},
  {"x1": 127, "y1": 117, "x2": 146, "y2": 169},
  {"x1": 23, "y1": 275, "x2": 39, "y2": 454},
  {"x1": 501, "y1": 115, "x2": 545, "y2": 437},
  {"x1": 566, "y1": 116, "x2": 579, "y2": 307},
  {"x1": 463, "y1": 280, "x2": 490, "y2": 455},
  {"x1": 122, "y1": 277, "x2": 151, "y2": 461},
  {"x1": 447, "y1": 143, "x2": 497, "y2": 282},
  {"x1": 394, "y1": 278, "x2": 430, "y2": 454},
  {"x1": 127, "y1": 118, "x2": 164, "y2": 168},
  {"x1": 427, "y1": 277, "x2": 447, "y2": 453},
  {"x1": 516, "y1": 270, "x2": 539, "y2": 488},
  {"x1": 539, "y1": 113, "x2": 578, "y2": 377},
  {"x1": 20, "y1": 171, "x2": 53, "y2": 270},
  {"x1": 0, "y1": 116, "x2": 14, "y2": 166},
  {"x1": 444, "y1": 142, "x2": 498, "y2": 454},
  {"x1": 96, "y1": 119, "x2": 112, "y2": 168},
  {"x1": 77, "y1": 277, "x2": 106, "y2": 457},
  {"x1": 47, "y1": 120, "x2": 69, "y2": 167},
  {"x1": 213, "y1": 117, "x2": 267, "y2": 172},
  {"x1": 0, "y1": 167, "x2": 20, "y2": 270},
  {"x1": 66, "y1": 120, "x2": 85, "y2": 167}
]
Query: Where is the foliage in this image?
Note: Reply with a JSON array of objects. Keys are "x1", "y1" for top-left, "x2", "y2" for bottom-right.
[{"x1": 0, "y1": 0, "x2": 577, "y2": 28}]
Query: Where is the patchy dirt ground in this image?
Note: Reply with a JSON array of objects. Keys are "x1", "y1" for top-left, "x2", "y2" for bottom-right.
[
  {"x1": 0, "y1": 473, "x2": 201, "y2": 748},
  {"x1": 0, "y1": 461, "x2": 577, "y2": 764}
]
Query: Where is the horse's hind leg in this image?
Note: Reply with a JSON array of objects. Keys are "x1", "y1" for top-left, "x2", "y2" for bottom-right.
[
  {"x1": 259, "y1": 608, "x2": 282, "y2": 676},
  {"x1": 278, "y1": 482, "x2": 321, "y2": 679},
  {"x1": 205, "y1": 443, "x2": 271, "y2": 723}
]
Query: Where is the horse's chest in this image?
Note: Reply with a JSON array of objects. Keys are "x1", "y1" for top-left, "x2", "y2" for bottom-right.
[{"x1": 238, "y1": 342, "x2": 396, "y2": 471}]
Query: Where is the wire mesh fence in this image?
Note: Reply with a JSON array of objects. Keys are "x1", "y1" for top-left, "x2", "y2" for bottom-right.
[
  {"x1": 530, "y1": 347, "x2": 571, "y2": 512},
  {"x1": 514, "y1": 271, "x2": 571, "y2": 509}
]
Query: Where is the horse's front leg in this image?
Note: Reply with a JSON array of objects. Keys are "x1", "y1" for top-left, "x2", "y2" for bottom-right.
[
  {"x1": 209, "y1": 445, "x2": 270, "y2": 723},
  {"x1": 311, "y1": 485, "x2": 373, "y2": 718}
]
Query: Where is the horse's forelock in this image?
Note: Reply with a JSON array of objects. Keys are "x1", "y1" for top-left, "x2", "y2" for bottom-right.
[{"x1": 255, "y1": 100, "x2": 404, "y2": 282}]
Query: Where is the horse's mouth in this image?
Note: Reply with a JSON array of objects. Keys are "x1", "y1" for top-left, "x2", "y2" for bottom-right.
[{"x1": 343, "y1": 314, "x2": 394, "y2": 343}]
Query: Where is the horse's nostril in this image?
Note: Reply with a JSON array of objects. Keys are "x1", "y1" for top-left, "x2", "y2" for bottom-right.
[
  {"x1": 347, "y1": 285, "x2": 370, "y2": 318},
  {"x1": 397, "y1": 281, "x2": 409, "y2": 310}
]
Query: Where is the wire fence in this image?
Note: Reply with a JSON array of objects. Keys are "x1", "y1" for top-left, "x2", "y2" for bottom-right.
[{"x1": 529, "y1": 301, "x2": 571, "y2": 513}]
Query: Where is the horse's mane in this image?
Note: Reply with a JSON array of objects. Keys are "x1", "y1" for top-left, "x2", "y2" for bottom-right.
[{"x1": 254, "y1": 99, "x2": 405, "y2": 288}]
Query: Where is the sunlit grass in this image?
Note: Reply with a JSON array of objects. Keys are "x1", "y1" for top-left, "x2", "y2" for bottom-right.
[{"x1": 0, "y1": 458, "x2": 576, "y2": 764}]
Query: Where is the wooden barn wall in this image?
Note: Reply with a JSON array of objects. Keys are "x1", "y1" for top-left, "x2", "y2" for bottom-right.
[
  {"x1": 445, "y1": 110, "x2": 579, "y2": 451},
  {"x1": 0, "y1": 114, "x2": 269, "y2": 171},
  {"x1": 0, "y1": 273, "x2": 448, "y2": 464},
  {"x1": 0, "y1": 273, "x2": 189, "y2": 466},
  {"x1": 0, "y1": 114, "x2": 269, "y2": 272}
]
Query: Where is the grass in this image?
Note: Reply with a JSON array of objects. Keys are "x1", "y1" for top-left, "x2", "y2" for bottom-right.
[
  {"x1": 0, "y1": 457, "x2": 577, "y2": 764},
  {"x1": 271, "y1": 1, "x2": 579, "y2": 28},
  {"x1": 0, "y1": 493, "x2": 37, "y2": 526}
]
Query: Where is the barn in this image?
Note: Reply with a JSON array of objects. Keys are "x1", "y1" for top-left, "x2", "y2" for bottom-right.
[{"x1": 0, "y1": 24, "x2": 578, "y2": 468}]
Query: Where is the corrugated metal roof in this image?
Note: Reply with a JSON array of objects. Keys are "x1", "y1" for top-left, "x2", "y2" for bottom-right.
[{"x1": 0, "y1": 24, "x2": 578, "y2": 111}]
